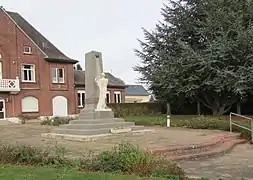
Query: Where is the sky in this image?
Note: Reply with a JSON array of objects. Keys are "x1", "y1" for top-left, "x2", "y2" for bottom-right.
[{"x1": 2, "y1": 0, "x2": 166, "y2": 84}]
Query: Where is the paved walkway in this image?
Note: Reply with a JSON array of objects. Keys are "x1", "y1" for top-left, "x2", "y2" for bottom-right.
[
  {"x1": 0, "y1": 123, "x2": 253, "y2": 179},
  {"x1": 180, "y1": 143, "x2": 253, "y2": 180}
]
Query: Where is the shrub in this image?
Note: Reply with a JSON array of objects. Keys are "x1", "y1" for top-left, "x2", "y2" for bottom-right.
[
  {"x1": 41, "y1": 116, "x2": 75, "y2": 126},
  {"x1": 108, "y1": 103, "x2": 166, "y2": 117},
  {"x1": 79, "y1": 142, "x2": 185, "y2": 179},
  {"x1": 125, "y1": 115, "x2": 166, "y2": 126},
  {"x1": 183, "y1": 115, "x2": 229, "y2": 130},
  {"x1": 0, "y1": 144, "x2": 72, "y2": 167},
  {"x1": 18, "y1": 115, "x2": 38, "y2": 124}
]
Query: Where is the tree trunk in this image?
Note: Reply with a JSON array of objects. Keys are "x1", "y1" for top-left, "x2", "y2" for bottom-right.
[
  {"x1": 166, "y1": 102, "x2": 171, "y2": 115},
  {"x1": 236, "y1": 102, "x2": 241, "y2": 115},
  {"x1": 212, "y1": 104, "x2": 232, "y2": 117},
  {"x1": 197, "y1": 101, "x2": 201, "y2": 115},
  {"x1": 212, "y1": 108, "x2": 219, "y2": 116}
]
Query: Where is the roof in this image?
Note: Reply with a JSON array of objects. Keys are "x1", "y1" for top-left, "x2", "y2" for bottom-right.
[
  {"x1": 3, "y1": 9, "x2": 78, "y2": 64},
  {"x1": 125, "y1": 85, "x2": 150, "y2": 96},
  {"x1": 74, "y1": 70, "x2": 126, "y2": 87}
]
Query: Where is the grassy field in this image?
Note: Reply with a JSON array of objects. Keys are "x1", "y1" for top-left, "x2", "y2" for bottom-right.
[
  {"x1": 124, "y1": 114, "x2": 252, "y2": 125},
  {"x1": 124, "y1": 114, "x2": 252, "y2": 140},
  {"x1": 124, "y1": 115, "x2": 198, "y2": 126},
  {"x1": 0, "y1": 165, "x2": 166, "y2": 180}
]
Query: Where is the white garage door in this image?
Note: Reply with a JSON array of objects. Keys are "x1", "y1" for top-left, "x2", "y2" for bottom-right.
[{"x1": 52, "y1": 96, "x2": 68, "y2": 117}]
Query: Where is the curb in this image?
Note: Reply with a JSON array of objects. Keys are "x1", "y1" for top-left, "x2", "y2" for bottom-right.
[
  {"x1": 168, "y1": 139, "x2": 246, "y2": 161},
  {"x1": 150, "y1": 133, "x2": 239, "y2": 155},
  {"x1": 150, "y1": 132, "x2": 246, "y2": 161}
]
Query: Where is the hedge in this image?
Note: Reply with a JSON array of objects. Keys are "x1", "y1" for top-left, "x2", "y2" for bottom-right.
[
  {"x1": 107, "y1": 103, "x2": 167, "y2": 117},
  {"x1": 108, "y1": 99, "x2": 253, "y2": 116}
]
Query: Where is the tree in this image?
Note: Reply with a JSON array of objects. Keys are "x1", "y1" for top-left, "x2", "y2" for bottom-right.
[
  {"x1": 134, "y1": 0, "x2": 253, "y2": 116},
  {"x1": 75, "y1": 63, "x2": 83, "y2": 70}
]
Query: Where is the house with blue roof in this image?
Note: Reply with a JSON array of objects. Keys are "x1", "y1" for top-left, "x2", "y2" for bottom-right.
[{"x1": 125, "y1": 85, "x2": 150, "y2": 103}]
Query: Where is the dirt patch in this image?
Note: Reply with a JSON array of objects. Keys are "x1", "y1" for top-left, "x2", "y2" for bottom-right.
[{"x1": 0, "y1": 124, "x2": 222, "y2": 156}]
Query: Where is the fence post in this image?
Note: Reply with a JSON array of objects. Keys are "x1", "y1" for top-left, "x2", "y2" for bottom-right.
[
  {"x1": 251, "y1": 119, "x2": 253, "y2": 142},
  {"x1": 229, "y1": 113, "x2": 232, "y2": 132},
  {"x1": 167, "y1": 115, "x2": 170, "y2": 127}
]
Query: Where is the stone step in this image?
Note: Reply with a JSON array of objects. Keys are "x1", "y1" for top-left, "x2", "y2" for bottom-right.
[
  {"x1": 52, "y1": 125, "x2": 147, "y2": 135},
  {"x1": 150, "y1": 132, "x2": 246, "y2": 161},
  {"x1": 59, "y1": 122, "x2": 135, "y2": 129},
  {"x1": 70, "y1": 118, "x2": 125, "y2": 124},
  {"x1": 168, "y1": 139, "x2": 246, "y2": 161},
  {"x1": 151, "y1": 132, "x2": 241, "y2": 155},
  {"x1": 78, "y1": 110, "x2": 114, "y2": 119},
  {"x1": 79, "y1": 108, "x2": 112, "y2": 114}
]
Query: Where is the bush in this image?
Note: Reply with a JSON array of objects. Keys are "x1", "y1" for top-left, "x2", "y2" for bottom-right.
[
  {"x1": 125, "y1": 115, "x2": 166, "y2": 126},
  {"x1": 0, "y1": 144, "x2": 72, "y2": 167},
  {"x1": 108, "y1": 103, "x2": 166, "y2": 117},
  {"x1": 79, "y1": 142, "x2": 185, "y2": 179},
  {"x1": 18, "y1": 114, "x2": 40, "y2": 124},
  {"x1": 41, "y1": 116, "x2": 75, "y2": 126},
  {"x1": 182, "y1": 115, "x2": 230, "y2": 130},
  {"x1": 181, "y1": 115, "x2": 252, "y2": 140}
]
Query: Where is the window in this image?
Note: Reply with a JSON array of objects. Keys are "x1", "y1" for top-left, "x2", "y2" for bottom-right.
[
  {"x1": 22, "y1": 96, "x2": 39, "y2": 112},
  {"x1": 23, "y1": 46, "x2": 32, "y2": 54},
  {"x1": 77, "y1": 90, "x2": 85, "y2": 107},
  {"x1": 114, "y1": 91, "x2": 121, "y2": 103},
  {"x1": 52, "y1": 67, "x2": 64, "y2": 83},
  {"x1": 21, "y1": 64, "x2": 35, "y2": 82},
  {"x1": 106, "y1": 91, "x2": 110, "y2": 103}
]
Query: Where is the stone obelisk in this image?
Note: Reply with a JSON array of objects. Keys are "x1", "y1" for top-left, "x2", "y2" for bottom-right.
[
  {"x1": 83, "y1": 51, "x2": 103, "y2": 109},
  {"x1": 78, "y1": 51, "x2": 114, "y2": 119}
]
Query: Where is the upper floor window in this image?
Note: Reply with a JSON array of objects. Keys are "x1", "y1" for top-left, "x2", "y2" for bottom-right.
[
  {"x1": 114, "y1": 91, "x2": 121, "y2": 103},
  {"x1": 23, "y1": 46, "x2": 32, "y2": 54},
  {"x1": 106, "y1": 91, "x2": 110, "y2": 103},
  {"x1": 21, "y1": 64, "x2": 35, "y2": 82},
  {"x1": 77, "y1": 90, "x2": 85, "y2": 107},
  {"x1": 52, "y1": 67, "x2": 64, "y2": 83}
]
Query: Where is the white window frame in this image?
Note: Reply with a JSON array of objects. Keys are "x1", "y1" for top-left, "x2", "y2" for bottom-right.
[
  {"x1": 23, "y1": 46, "x2": 32, "y2": 54},
  {"x1": 114, "y1": 91, "x2": 121, "y2": 103},
  {"x1": 106, "y1": 91, "x2": 110, "y2": 103},
  {"x1": 21, "y1": 64, "x2": 36, "y2": 82},
  {"x1": 77, "y1": 90, "x2": 85, "y2": 107},
  {"x1": 52, "y1": 67, "x2": 65, "y2": 83}
]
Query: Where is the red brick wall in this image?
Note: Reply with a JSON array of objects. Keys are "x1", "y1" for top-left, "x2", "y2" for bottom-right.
[{"x1": 0, "y1": 9, "x2": 76, "y2": 118}]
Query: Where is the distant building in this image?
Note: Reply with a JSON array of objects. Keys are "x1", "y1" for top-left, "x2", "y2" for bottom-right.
[{"x1": 125, "y1": 85, "x2": 150, "y2": 103}]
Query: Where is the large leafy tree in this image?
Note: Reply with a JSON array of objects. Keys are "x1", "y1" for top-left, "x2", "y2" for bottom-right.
[{"x1": 135, "y1": 0, "x2": 253, "y2": 116}]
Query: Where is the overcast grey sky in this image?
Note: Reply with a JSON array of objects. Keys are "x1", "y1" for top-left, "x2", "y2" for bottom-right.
[{"x1": 2, "y1": 0, "x2": 165, "y2": 84}]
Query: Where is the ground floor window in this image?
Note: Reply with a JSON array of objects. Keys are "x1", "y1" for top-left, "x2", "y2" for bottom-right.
[
  {"x1": 114, "y1": 91, "x2": 121, "y2": 103},
  {"x1": 77, "y1": 90, "x2": 85, "y2": 107},
  {"x1": 106, "y1": 91, "x2": 110, "y2": 103},
  {"x1": 22, "y1": 96, "x2": 39, "y2": 112}
]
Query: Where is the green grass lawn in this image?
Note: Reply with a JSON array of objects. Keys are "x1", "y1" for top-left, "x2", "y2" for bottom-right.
[
  {"x1": 124, "y1": 115, "x2": 252, "y2": 140},
  {"x1": 124, "y1": 115, "x2": 251, "y2": 126},
  {"x1": 124, "y1": 115, "x2": 195, "y2": 126},
  {"x1": 0, "y1": 165, "x2": 166, "y2": 180}
]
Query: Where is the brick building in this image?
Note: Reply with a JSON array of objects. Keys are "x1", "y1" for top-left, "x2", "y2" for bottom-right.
[{"x1": 0, "y1": 7, "x2": 126, "y2": 122}]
